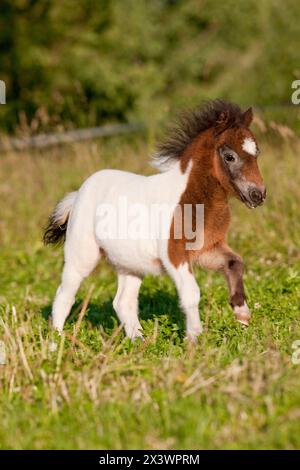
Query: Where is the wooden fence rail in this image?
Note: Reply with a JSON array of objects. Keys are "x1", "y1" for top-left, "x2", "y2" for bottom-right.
[
  {"x1": 0, "y1": 105, "x2": 298, "y2": 152},
  {"x1": 0, "y1": 122, "x2": 144, "y2": 152}
]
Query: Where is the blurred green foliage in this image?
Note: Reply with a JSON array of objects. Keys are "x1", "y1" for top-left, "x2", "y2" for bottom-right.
[{"x1": 0, "y1": 0, "x2": 299, "y2": 133}]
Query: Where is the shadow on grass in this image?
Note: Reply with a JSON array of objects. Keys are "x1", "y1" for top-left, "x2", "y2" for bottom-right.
[{"x1": 41, "y1": 289, "x2": 184, "y2": 335}]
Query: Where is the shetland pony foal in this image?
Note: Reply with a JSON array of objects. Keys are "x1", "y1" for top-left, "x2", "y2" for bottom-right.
[{"x1": 44, "y1": 100, "x2": 266, "y2": 341}]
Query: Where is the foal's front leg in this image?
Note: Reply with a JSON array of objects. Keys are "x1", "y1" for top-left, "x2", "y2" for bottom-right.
[
  {"x1": 223, "y1": 252, "x2": 250, "y2": 326},
  {"x1": 199, "y1": 243, "x2": 250, "y2": 325}
]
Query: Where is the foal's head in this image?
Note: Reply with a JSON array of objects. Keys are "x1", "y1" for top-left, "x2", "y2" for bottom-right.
[
  {"x1": 155, "y1": 99, "x2": 266, "y2": 208},
  {"x1": 213, "y1": 105, "x2": 266, "y2": 208}
]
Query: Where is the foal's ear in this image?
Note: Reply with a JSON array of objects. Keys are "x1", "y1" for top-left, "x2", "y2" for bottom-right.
[
  {"x1": 214, "y1": 111, "x2": 230, "y2": 135},
  {"x1": 242, "y1": 107, "x2": 253, "y2": 127}
]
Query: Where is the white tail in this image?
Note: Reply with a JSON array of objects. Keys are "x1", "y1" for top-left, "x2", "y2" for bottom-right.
[
  {"x1": 44, "y1": 191, "x2": 77, "y2": 245},
  {"x1": 53, "y1": 191, "x2": 77, "y2": 226}
]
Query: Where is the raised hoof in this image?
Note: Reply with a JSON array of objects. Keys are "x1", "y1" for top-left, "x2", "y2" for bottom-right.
[
  {"x1": 236, "y1": 315, "x2": 249, "y2": 327},
  {"x1": 234, "y1": 304, "x2": 251, "y2": 327}
]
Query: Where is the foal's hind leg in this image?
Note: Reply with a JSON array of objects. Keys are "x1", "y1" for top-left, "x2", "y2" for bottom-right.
[
  {"x1": 113, "y1": 273, "x2": 143, "y2": 340},
  {"x1": 52, "y1": 240, "x2": 100, "y2": 332},
  {"x1": 198, "y1": 243, "x2": 250, "y2": 326}
]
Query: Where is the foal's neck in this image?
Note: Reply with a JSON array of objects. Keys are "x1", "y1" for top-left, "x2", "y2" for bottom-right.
[{"x1": 180, "y1": 132, "x2": 228, "y2": 206}]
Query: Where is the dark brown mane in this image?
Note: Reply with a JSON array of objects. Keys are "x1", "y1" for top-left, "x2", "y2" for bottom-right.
[{"x1": 154, "y1": 99, "x2": 245, "y2": 168}]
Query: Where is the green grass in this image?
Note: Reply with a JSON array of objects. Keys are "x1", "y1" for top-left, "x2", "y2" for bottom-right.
[{"x1": 0, "y1": 131, "x2": 300, "y2": 449}]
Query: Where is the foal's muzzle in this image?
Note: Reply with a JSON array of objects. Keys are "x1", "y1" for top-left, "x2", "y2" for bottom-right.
[
  {"x1": 233, "y1": 179, "x2": 267, "y2": 209},
  {"x1": 249, "y1": 187, "x2": 266, "y2": 206},
  {"x1": 245, "y1": 186, "x2": 266, "y2": 208}
]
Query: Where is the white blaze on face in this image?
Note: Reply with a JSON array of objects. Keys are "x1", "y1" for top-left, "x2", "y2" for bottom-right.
[{"x1": 242, "y1": 137, "x2": 257, "y2": 156}]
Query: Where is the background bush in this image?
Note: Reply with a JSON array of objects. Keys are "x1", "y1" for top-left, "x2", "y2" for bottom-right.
[{"x1": 0, "y1": 0, "x2": 299, "y2": 133}]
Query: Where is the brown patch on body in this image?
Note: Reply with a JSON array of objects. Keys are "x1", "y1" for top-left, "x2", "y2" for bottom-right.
[
  {"x1": 155, "y1": 99, "x2": 262, "y2": 326},
  {"x1": 168, "y1": 129, "x2": 231, "y2": 269},
  {"x1": 166, "y1": 101, "x2": 264, "y2": 271}
]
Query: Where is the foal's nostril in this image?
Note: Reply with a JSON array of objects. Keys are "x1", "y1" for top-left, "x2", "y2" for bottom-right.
[{"x1": 249, "y1": 188, "x2": 263, "y2": 204}]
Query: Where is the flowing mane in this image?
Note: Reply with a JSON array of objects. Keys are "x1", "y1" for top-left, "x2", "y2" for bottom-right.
[{"x1": 153, "y1": 99, "x2": 245, "y2": 171}]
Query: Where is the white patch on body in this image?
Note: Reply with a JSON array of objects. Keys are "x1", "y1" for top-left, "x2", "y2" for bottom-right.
[
  {"x1": 242, "y1": 137, "x2": 257, "y2": 156},
  {"x1": 92, "y1": 159, "x2": 192, "y2": 276},
  {"x1": 51, "y1": 158, "x2": 193, "y2": 335}
]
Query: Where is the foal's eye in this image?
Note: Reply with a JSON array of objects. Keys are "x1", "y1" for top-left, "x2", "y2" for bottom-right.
[{"x1": 224, "y1": 153, "x2": 235, "y2": 163}]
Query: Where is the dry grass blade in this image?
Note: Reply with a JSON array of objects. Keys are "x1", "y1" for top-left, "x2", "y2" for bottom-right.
[
  {"x1": 12, "y1": 305, "x2": 18, "y2": 324},
  {"x1": 71, "y1": 285, "x2": 94, "y2": 344},
  {"x1": 152, "y1": 318, "x2": 159, "y2": 344},
  {"x1": 65, "y1": 333, "x2": 91, "y2": 352},
  {"x1": 182, "y1": 376, "x2": 217, "y2": 397},
  {"x1": 15, "y1": 328, "x2": 33, "y2": 381},
  {"x1": 0, "y1": 317, "x2": 16, "y2": 349}
]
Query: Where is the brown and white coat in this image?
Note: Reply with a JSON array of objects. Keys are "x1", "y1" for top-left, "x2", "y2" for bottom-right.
[{"x1": 44, "y1": 100, "x2": 266, "y2": 340}]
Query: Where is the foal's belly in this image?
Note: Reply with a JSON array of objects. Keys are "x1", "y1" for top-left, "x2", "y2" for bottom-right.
[{"x1": 97, "y1": 238, "x2": 163, "y2": 276}]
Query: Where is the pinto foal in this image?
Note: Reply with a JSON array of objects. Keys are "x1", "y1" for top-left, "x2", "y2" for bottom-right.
[{"x1": 44, "y1": 100, "x2": 266, "y2": 341}]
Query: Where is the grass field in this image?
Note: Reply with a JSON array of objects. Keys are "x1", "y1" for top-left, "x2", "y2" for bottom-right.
[{"x1": 0, "y1": 129, "x2": 300, "y2": 449}]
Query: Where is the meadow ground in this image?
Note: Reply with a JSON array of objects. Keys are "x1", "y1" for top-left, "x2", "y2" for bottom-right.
[{"x1": 0, "y1": 129, "x2": 299, "y2": 449}]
